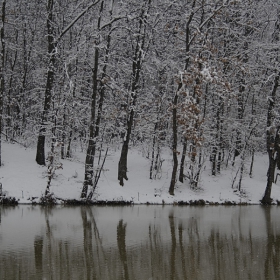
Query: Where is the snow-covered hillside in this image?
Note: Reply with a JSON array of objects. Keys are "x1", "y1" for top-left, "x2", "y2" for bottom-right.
[{"x1": 1, "y1": 141, "x2": 280, "y2": 204}]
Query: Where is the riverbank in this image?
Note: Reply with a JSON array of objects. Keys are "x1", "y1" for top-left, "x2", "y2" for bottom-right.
[{"x1": 1, "y1": 141, "x2": 280, "y2": 205}]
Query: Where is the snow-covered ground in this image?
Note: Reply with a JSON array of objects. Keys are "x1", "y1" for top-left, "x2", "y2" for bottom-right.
[{"x1": 1, "y1": 141, "x2": 280, "y2": 204}]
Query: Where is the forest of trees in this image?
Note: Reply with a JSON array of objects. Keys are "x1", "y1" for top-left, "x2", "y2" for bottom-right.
[{"x1": 1, "y1": 0, "x2": 280, "y2": 204}]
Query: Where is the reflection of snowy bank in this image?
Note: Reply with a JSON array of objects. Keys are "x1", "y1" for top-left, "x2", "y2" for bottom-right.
[
  {"x1": 0, "y1": 205, "x2": 275, "y2": 250},
  {"x1": 1, "y1": 141, "x2": 280, "y2": 205}
]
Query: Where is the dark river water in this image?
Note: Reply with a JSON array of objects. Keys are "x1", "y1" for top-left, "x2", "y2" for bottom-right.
[{"x1": 0, "y1": 205, "x2": 279, "y2": 280}]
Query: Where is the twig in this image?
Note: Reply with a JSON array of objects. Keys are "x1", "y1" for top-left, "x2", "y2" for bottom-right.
[
  {"x1": 232, "y1": 167, "x2": 240, "y2": 189},
  {"x1": 87, "y1": 147, "x2": 109, "y2": 200}
]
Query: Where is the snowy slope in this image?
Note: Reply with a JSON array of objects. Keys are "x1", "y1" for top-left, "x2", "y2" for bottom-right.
[{"x1": 1, "y1": 141, "x2": 280, "y2": 204}]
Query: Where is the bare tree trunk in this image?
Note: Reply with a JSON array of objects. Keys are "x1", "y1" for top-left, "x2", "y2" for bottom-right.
[
  {"x1": 211, "y1": 95, "x2": 223, "y2": 175},
  {"x1": 36, "y1": 0, "x2": 56, "y2": 166},
  {"x1": 45, "y1": 138, "x2": 56, "y2": 196},
  {"x1": 61, "y1": 101, "x2": 67, "y2": 159},
  {"x1": 210, "y1": 94, "x2": 217, "y2": 175},
  {"x1": 233, "y1": 82, "x2": 244, "y2": 163},
  {"x1": 261, "y1": 73, "x2": 280, "y2": 204},
  {"x1": 81, "y1": 46, "x2": 99, "y2": 198},
  {"x1": 118, "y1": 4, "x2": 150, "y2": 185},
  {"x1": 5, "y1": 29, "x2": 18, "y2": 140},
  {"x1": 150, "y1": 123, "x2": 157, "y2": 180},
  {"x1": 238, "y1": 154, "x2": 245, "y2": 191},
  {"x1": 169, "y1": 93, "x2": 179, "y2": 195},
  {"x1": 169, "y1": 1, "x2": 195, "y2": 194},
  {"x1": 118, "y1": 106, "x2": 134, "y2": 186},
  {"x1": 249, "y1": 149, "x2": 255, "y2": 178},
  {"x1": 211, "y1": 146, "x2": 217, "y2": 176},
  {"x1": 217, "y1": 107, "x2": 224, "y2": 174},
  {"x1": 249, "y1": 94, "x2": 257, "y2": 178},
  {"x1": 82, "y1": 0, "x2": 116, "y2": 198},
  {"x1": 87, "y1": 147, "x2": 108, "y2": 200},
  {"x1": 36, "y1": 0, "x2": 102, "y2": 166},
  {"x1": 179, "y1": 140, "x2": 187, "y2": 183},
  {"x1": 0, "y1": 0, "x2": 6, "y2": 167},
  {"x1": 66, "y1": 130, "x2": 72, "y2": 158},
  {"x1": 262, "y1": 151, "x2": 277, "y2": 204}
]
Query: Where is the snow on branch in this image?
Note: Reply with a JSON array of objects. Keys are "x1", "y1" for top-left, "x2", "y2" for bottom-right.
[
  {"x1": 189, "y1": 3, "x2": 228, "y2": 46},
  {"x1": 56, "y1": 0, "x2": 101, "y2": 43},
  {"x1": 100, "y1": 16, "x2": 126, "y2": 30}
]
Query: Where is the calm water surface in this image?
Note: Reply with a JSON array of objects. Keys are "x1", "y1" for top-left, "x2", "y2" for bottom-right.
[{"x1": 0, "y1": 205, "x2": 279, "y2": 280}]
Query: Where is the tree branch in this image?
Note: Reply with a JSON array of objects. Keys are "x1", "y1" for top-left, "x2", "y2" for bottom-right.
[{"x1": 56, "y1": 0, "x2": 101, "y2": 43}]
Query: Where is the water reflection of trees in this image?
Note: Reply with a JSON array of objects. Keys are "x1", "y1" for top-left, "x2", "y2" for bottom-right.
[
  {"x1": 1, "y1": 206, "x2": 280, "y2": 279},
  {"x1": 34, "y1": 236, "x2": 43, "y2": 272},
  {"x1": 81, "y1": 206, "x2": 95, "y2": 280},
  {"x1": 263, "y1": 207, "x2": 280, "y2": 280},
  {"x1": 117, "y1": 219, "x2": 129, "y2": 280},
  {"x1": 146, "y1": 207, "x2": 280, "y2": 280}
]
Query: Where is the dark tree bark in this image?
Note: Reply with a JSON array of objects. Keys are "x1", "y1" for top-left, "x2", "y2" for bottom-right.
[
  {"x1": 5, "y1": 29, "x2": 18, "y2": 140},
  {"x1": 261, "y1": 8, "x2": 280, "y2": 204},
  {"x1": 150, "y1": 124, "x2": 157, "y2": 180},
  {"x1": 217, "y1": 104, "x2": 224, "y2": 174},
  {"x1": 0, "y1": 0, "x2": 6, "y2": 167},
  {"x1": 86, "y1": 5, "x2": 113, "y2": 199},
  {"x1": 261, "y1": 73, "x2": 280, "y2": 205},
  {"x1": 45, "y1": 138, "x2": 56, "y2": 196},
  {"x1": 36, "y1": 0, "x2": 101, "y2": 166},
  {"x1": 66, "y1": 130, "x2": 72, "y2": 158},
  {"x1": 82, "y1": 0, "x2": 113, "y2": 198},
  {"x1": 179, "y1": 140, "x2": 187, "y2": 183},
  {"x1": 211, "y1": 96, "x2": 224, "y2": 175},
  {"x1": 211, "y1": 145, "x2": 217, "y2": 176},
  {"x1": 169, "y1": 1, "x2": 195, "y2": 194},
  {"x1": 232, "y1": 79, "x2": 245, "y2": 163},
  {"x1": 188, "y1": 77, "x2": 202, "y2": 189},
  {"x1": 211, "y1": 100, "x2": 219, "y2": 176},
  {"x1": 118, "y1": 4, "x2": 150, "y2": 186},
  {"x1": 36, "y1": 0, "x2": 56, "y2": 166},
  {"x1": 81, "y1": 46, "x2": 99, "y2": 198},
  {"x1": 249, "y1": 95, "x2": 257, "y2": 178},
  {"x1": 169, "y1": 92, "x2": 179, "y2": 195}
]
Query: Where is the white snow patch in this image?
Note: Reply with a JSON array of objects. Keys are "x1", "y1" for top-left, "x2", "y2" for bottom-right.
[{"x1": 1, "y1": 142, "x2": 279, "y2": 204}]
